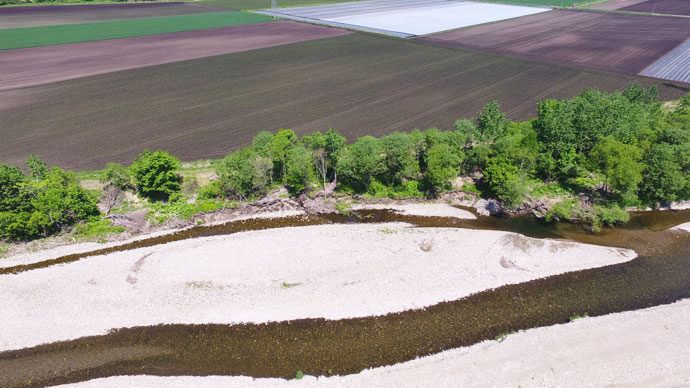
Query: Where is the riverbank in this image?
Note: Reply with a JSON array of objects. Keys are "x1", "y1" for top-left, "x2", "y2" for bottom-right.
[
  {"x1": 58, "y1": 298, "x2": 690, "y2": 387},
  {"x1": 0, "y1": 222, "x2": 634, "y2": 352}
]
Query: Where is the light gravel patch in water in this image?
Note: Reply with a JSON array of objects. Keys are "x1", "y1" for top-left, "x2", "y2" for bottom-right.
[
  {"x1": 0, "y1": 223, "x2": 634, "y2": 352},
  {"x1": 672, "y1": 222, "x2": 690, "y2": 232},
  {"x1": 57, "y1": 298, "x2": 690, "y2": 388},
  {"x1": 350, "y1": 203, "x2": 476, "y2": 219}
]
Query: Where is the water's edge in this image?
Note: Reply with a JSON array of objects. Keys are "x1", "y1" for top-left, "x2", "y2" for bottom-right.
[{"x1": 1, "y1": 209, "x2": 688, "y2": 387}]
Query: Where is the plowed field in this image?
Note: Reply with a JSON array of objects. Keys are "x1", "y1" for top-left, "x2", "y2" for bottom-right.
[
  {"x1": 1, "y1": 34, "x2": 686, "y2": 170},
  {"x1": 620, "y1": 0, "x2": 690, "y2": 15},
  {"x1": 0, "y1": 21, "x2": 351, "y2": 90},
  {"x1": 417, "y1": 10, "x2": 690, "y2": 76},
  {"x1": 0, "y1": 2, "x2": 222, "y2": 29}
]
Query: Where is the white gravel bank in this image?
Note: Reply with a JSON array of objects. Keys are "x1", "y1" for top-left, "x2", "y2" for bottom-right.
[
  {"x1": 0, "y1": 224, "x2": 635, "y2": 351},
  {"x1": 0, "y1": 210, "x2": 305, "y2": 269},
  {"x1": 58, "y1": 298, "x2": 690, "y2": 388},
  {"x1": 351, "y1": 203, "x2": 475, "y2": 219},
  {"x1": 672, "y1": 222, "x2": 690, "y2": 232}
]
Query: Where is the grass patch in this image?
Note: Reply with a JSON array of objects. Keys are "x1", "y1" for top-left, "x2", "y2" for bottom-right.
[
  {"x1": 0, "y1": 11, "x2": 272, "y2": 50},
  {"x1": 569, "y1": 313, "x2": 589, "y2": 321},
  {"x1": 494, "y1": 330, "x2": 516, "y2": 342},
  {"x1": 147, "y1": 198, "x2": 237, "y2": 224},
  {"x1": 378, "y1": 227, "x2": 398, "y2": 234},
  {"x1": 71, "y1": 218, "x2": 124, "y2": 241},
  {"x1": 334, "y1": 201, "x2": 351, "y2": 216}
]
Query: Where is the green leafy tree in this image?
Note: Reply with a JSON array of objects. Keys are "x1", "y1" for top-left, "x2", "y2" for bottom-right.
[
  {"x1": 130, "y1": 150, "x2": 181, "y2": 201},
  {"x1": 270, "y1": 129, "x2": 297, "y2": 181},
  {"x1": 379, "y1": 132, "x2": 419, "y2": 186},
  {"x1": 26, "y1": 154, "x2": 47, "y2": 180},
  {"x1": 425, "y1": 143, "x2": 459, "y2": 192},
  {"x1": 477, "y1": 101, "x2": 507, "y2": 140},
  {"x1": 337, "y1": 136, "x2": 383, "y2": 192},
  {"x1": 1, "y1": 167, "x2": 98, "y2": 240},
  {"x1": 589, "y1": 136, "x2": 643, "y2": 196},
  {"x1": 325, "y1": 128, "x2": 346, "y2": 182},
  {"x1": 483, "y1": 156, "x2": 526, "y2": 208},
  {"x1": 216, "y1": 147, "x2": 257, "y2": 200},
  {"x1": 639, "y1": 143, "x2": 686, "y2": 204},
  {"x1": 252, "y1": 131, "x2": 274, "y2": 158},
  {"x1": 285, "y1": 145, "x2": 314, "y2": 193},
  {"x1": 100, "y1": 162, "x2": 131, "y2": 190},
  {"x1": 0, "y1": 164, "x2": 28, "y2": 212}
]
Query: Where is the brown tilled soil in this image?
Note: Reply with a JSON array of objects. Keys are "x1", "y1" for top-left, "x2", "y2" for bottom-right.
[
  {"x1": 1, "y1": 34, "x2": 687, "y2": 170},
  {"x1": 0, "y1": 21, "x2": 352, "y2": 90},
  {"x1": 0, "y1": 2, "x2": 223, "y2": 29},
  {"x1": 619, "y1": 0, "x2": 690, "y2": 16},
  {"x1": 589, "y1": 0, "x2": 647, "y2": 10},
  {"x1": 417, "y1": 10, "x2": 690, "y2": 76}
]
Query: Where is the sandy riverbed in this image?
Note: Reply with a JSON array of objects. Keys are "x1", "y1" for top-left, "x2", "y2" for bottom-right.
[
  {"x1": 58, "y1": 298, "x2": 690, "y2": 387},
  {"x1": 0, "y1": 209, "x2": 306, "y2": 269},
  {"x1": 0, "y1": 222, "x2": 634, "y2": 352}
]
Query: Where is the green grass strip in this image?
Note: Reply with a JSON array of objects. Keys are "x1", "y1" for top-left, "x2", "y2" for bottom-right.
[{"x1": 0, "y1": 11, "x2": 273, "y2": 50}]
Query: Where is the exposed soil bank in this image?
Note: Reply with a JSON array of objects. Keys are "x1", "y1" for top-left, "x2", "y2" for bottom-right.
[
  {"x1": 57, "y1": 298, "x2": 690, "y2": 387},
  {"x1": 0, "y1": 223, "x2": 634, "y2": 352}
]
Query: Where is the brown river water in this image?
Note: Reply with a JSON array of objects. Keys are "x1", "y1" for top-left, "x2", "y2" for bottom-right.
[{"x1": 0, "y1": 209, "x2": 688, "y2": 387}]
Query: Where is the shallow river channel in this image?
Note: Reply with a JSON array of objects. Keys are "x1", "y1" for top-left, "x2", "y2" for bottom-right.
[{"x1": 1, "y1": 208, "x2": 688, "y2": 387}]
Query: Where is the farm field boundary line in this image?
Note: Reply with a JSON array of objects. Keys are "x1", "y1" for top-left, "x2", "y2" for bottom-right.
[
  {"x1": 415, "y1": 9, "x2": 690, "y2": 81},
  {"x1": 0, "y1": 33, "x2": 687, "y2": 170},
  {"x1": 0, "y1": 2, "x2": 225, "y2": 29},
  {"x1": 0, "y1": 11, "x2": 272, "y2": 50},
  {"x1": 0, "y1": 21, "x2": 353, "y2": 90}
]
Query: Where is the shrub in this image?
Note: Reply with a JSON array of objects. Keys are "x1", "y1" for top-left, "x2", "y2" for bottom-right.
[
  {"x1": 26, "y1": 154, "x2": 47, "y2": 180},
  {"x1": 100, "y1": 162, "x2": 131, "y2": 190},
  {"x1": 197, "y1": 180, "x2": 223, "y2": 200},
  {"x1": 130, "y1": 150, "x2": 181, "y2": 201}
]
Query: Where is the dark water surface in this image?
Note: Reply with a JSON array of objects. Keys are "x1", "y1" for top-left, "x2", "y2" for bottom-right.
[{"x1": 1, "y1": 209, "x2": 688, "y2": 387}]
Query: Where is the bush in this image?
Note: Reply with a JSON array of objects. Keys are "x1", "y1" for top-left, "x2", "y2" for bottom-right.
[
  {"x1": 100, "y1": 162, "x2": 131, "y2": 190},
  {"x1": 594, "y1": 204, "x2": 630, "y2": 227},
  {"x1": 483, "y1": 156, "x2": 526, "y2": 208},
  {"x1": 0, "y1": 167, "x2": 99, "y2": 241},
  {"x1": 197, "y1": 180, "x2": 223, "y2": 200},
  {"x1": 130, "y1": 150, "x2": 181, "y2": 201}
]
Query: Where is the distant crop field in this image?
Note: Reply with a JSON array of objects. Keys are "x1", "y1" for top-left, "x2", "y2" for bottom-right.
[
  {"x1": 476, "y1": 0, "x2": 576, "y2": 6},
  {"x1": 193, "y1": 0, "x2": 359, "y2": 10},
  {"x1": 0, "y1": 34, "x2": 686, "y2": 170},
  {"x1": 0, "y1": 21, "x2": 351, "y2": 90},
  {"x1": 0, "y1": 11, "x2": 272, "y2": 49},
  {"x1": 418, "y1": 10, "x2": 690, "y2": 79},
  {"x1": 619, "y1": 0, "x2": 690, "y2": 16},
  {"x1": 0, "y1": 2, "x2": 222, "y2": 29}
]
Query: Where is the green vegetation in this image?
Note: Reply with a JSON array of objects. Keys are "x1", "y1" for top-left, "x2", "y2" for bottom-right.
[
  {"x1": 130, "y1": 150, "x2": 181, "y2": 202},
  {"x1": 295, "y1": 370, "x2": 304, "y2": 380},
  {"x1": 0, "y1": 162, "x2": 99, "y2": 241},
  {"x1": 71, "y1": 218, "x2": 124, "y2": 241},
  {"x1": 569, "y1": 313, "x2": 589, "y2": 321},
  {"x1": 0, "y1": 11, "x2": 272, "y2": 50},
  {"x1": 2, "y1": 86, "x2": 688, "y2": 244},
  {"x1": 494, "y1": 330, "x2": 517, "y2": 341}
]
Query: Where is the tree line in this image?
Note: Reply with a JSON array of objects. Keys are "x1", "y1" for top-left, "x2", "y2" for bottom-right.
[{"x1": 1, "y1": 85, "x2": 689, "y2": 241}]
